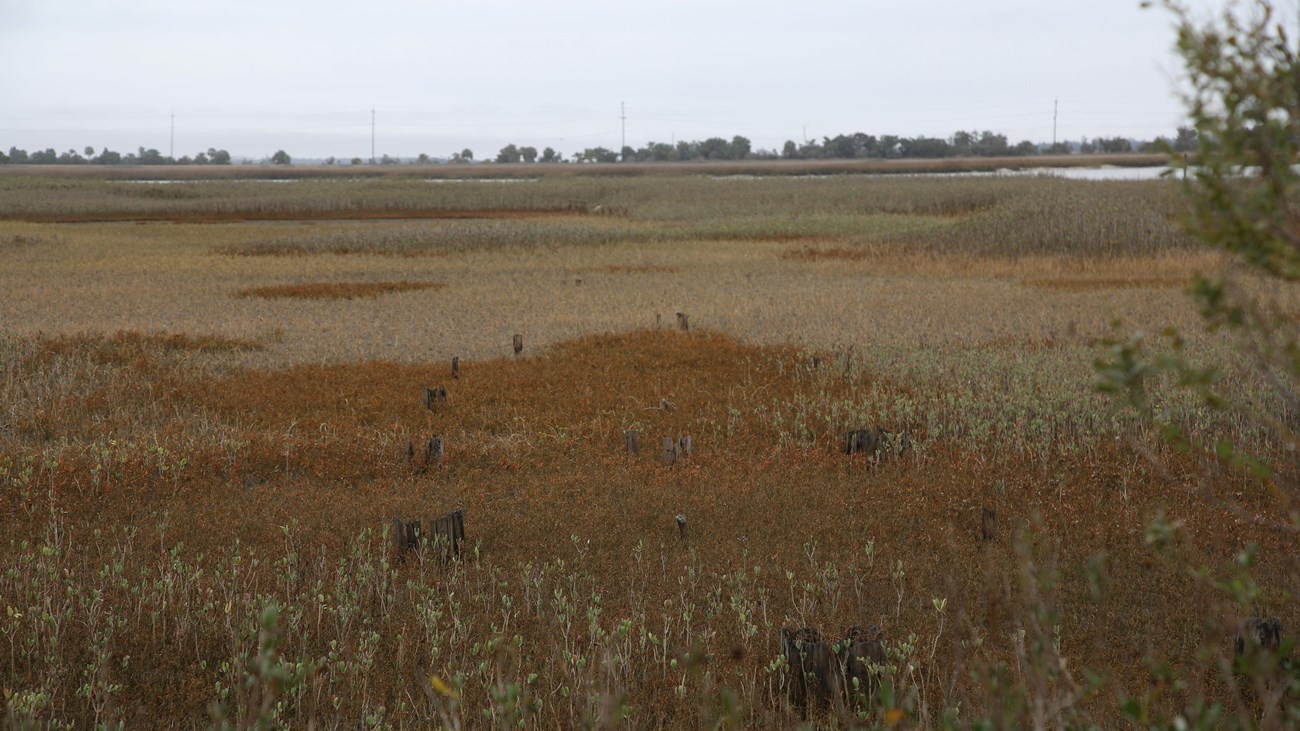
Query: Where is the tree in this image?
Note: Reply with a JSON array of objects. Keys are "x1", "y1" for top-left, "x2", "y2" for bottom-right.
[
  {"x1": 782, "y1": 140, "x2": 799, "y2": 159},
  {"x1": 540, "y1": 147, "x2": 559, "y2": 163},
  {"x1": 136, "y1": 147, "x2": 166, "y2": 164},
  {"x1": 730, "y1": 135, "x2": 752, "y2": 160},
  {"x1": 460, "y1": 148, "x2": 474, "y2": 162},
  {"x1": 94, "y1": 148, "x2": 121, "y2": 165},
  {"x1": 520, "y1": 146, "x2": 537, "y2": 164},
  {"x1": 416, "y1": 153, "x2": 430, "y2": 164},
  {"x1": 350, "y1": 157, "x2": 363, "y2": 165},
  {"x1": 207, "y1": 148, "x2": 231, "y2": 165},
  {"x1": 270, "y1": 150, "x2": 291, "y2": 165},
  {"x1": 496, "y1": 144, "x2": 521, "y2": 164},
  {"x1": 1172, "y1": 125, "x2": 1198, "y2": 153},
  {"x1": 84, "y1": 146, "x2": 95, "y2": 157},
  {"x1": 1098, "y1": 2, "x2": 1300, "y2": 719}
]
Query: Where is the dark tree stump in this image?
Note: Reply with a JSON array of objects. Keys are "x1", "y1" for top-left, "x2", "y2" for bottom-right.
[
  {"x1": 451, "y1": 356, "x2": 459, "y2": 379},
  {"x1": 429, "y1": 508, "x2": 465, "y2": 560},
  {"x1": 676, "y1": 514, "x2": 687, "y2": 542},
  {"x1": 513, "y1": 334, "x2": 523, "y2": 355},
  {"x1": 425, "y1": 436, "x2": 444, "y2": 464},
  {"x1": 981, "y1": 507, "x2": 996, "y2": 542},
  {"x1": 424, "y1": 386, "x2": 447, "y2": 410},
  {"x1": 661, "y1": 437, "x2": 677, "y2": 464},
  {"x1": 677, "y1": 435, "x2": 693, "y2": 458},
  {"x1": 625, "y1": 430, "x2": 640, "y2": 455},
  {"x1": 676, "y1": 312, "x2": 689, "y2": 331}
]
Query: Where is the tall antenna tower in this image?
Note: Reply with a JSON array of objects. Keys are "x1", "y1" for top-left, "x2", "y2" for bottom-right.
[
  {"x1": 371, "y1": 107, "x2": 376, "y2": 164},
  {"x1": 620, "y1": 102, "x2": 627, "y2": 161},
  {"x1": 169, "y1": 112, "x2": 175, "y2": 160}
]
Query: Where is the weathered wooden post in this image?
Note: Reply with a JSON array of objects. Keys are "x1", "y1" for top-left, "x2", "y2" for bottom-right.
[
  {"x1": 676, "y1": 514, "x2": 687, "y2": 542},
  {"x1": 429, "y1": 508, "x2": 465, "y2": 560},
  {"x1": 656, "y1": 313, "x2": 662, "y2": 329},
  {"x1": 625, "y1": 430, "x2": 640, "y2": 455},
  {"x1": 513, "y1": 334, "x2": 523, "y2": 356},
  {"x1": 424, "y1": 386, "x2": 447, "y2": 411},
  {"x1": 676, "y1": 312, "x2": 689, "y2": 331},
  {"x1": 391, "y1": 518, "x2": 406, "y2": 553},
  {"x1": 981, "y1": 507, "x2": 996, "y2": 542},
  {"x1": 677, "y1": 435, "x2": 693, "y2": 458},
  {"x1": 406, "y1": 441, "x2": 415, "y2": 462},
  {"x1": 425, "y1": 436, "x2": 444, "y2": 464},
  {"x1": 661, "y1": 437, "x2": 677, "y2": 464},
  {"x1": 451, "y1": 356, "x2": 460, "y2": 379}
]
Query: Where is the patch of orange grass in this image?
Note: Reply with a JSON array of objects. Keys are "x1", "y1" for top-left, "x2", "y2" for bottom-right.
[{"x1": 235, "y1": 280, "x2": 444, "y2": 300}]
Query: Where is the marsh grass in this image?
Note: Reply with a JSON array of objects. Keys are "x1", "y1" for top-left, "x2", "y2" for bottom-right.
[{"x1": 1, "y1": 173, "x2": 1296, "y2": 728}]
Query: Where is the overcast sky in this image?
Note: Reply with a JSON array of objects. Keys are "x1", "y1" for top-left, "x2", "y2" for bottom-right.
[{"x1": 0, "y1": 0, "x2": 1252, "y2": 161}]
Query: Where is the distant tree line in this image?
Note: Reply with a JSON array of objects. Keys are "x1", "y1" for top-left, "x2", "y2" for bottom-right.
[
  {"x1": 0, "y1": 146, "x2": 233, "y2": 165},
  {"x1": 488, "y1": 126, "x2": 1198, "y2": 164},
  {"x1": 0, "y1": 126, "x2": 1199, "y2": 166}
]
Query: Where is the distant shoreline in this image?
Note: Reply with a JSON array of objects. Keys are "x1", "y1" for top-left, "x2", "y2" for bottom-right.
[{"x1": 0, "y1": 153, "x2": 1172, "y2": 181}]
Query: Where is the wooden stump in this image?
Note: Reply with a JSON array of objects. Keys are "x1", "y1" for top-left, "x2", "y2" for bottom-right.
[
  {"x1": 425, "y1": 436, "x2": 444, "y2": 464},
  {"x1": 429, "y1": 508, "x2": 465, "y2": 560},
  {"x1": 451, "y1": 356, "x2": 459, "y2": 379},
  {"x1": 513, "y1": 334, "x2": 523, "y2": 356},
  {"x1": 677, "y1": 435, "x2": 693, "y2": 458},
  {"x1": 980, "y1": 507, "x2": 996, "y2": 542},
  {"x1": 424, "y1": 386, "x2": 447, "y2": 410},
  {"x1": 391, "y1": 510, "x2": 465, "y2": 562},
  {"x1": 676, "y1": 312, "x2": 689, "y2": 331},
  {"x1": 405, "y1": 441, "x2": 415, "y2": 462},
  {"x1": 625, "y1": 429, "x2": 640, "y2": 455},
  {"x1": 661, "y1": 437, "x2": 677, "y2": 464},
  {"x1": 676, "y1": 514, "x2": 688, "y2": 542}
]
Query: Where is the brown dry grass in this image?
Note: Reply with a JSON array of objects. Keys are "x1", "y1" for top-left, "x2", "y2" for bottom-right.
[
  {"x1": 9, "y1": 207, "x2": 586, "y2": 224},
  {"x1": 235, "y1": 280, "x2": 444, "y2": 300}
]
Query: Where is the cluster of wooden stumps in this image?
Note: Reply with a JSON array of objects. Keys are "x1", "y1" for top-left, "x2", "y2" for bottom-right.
[
  {"x1": 391, "y1": 509, "x2": 465, "y2": 561},
  {"x1": 622, "y1": 429, "x2": 693, "y2": 465},
  {"x1": 781, "y1": 624, "x2": 887, "y2": 717}
]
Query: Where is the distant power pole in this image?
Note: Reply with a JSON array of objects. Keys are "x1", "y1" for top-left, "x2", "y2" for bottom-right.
[
  {"x1": 169, "y1": 112, "x2": 175, "y2": 160},
  {"x1": 371, "y1": 107, "x2": 376, "y2": 164},
  {"x1": 620, "y1": 101, "x2": 627, "y2": 161},
  {"x1": 1053, "y1": 99, "x2": 1058, "y2": 147}
]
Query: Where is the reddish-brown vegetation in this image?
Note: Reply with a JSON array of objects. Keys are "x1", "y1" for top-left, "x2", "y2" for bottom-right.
[{"x1": 235, "y1": 280, "x2": 445, "y2": 300}]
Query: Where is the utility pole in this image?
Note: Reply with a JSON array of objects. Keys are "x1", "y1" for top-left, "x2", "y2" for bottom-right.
[
  {"x1": 1053, "y1": 99, "x2": 1058, "y2": 147},
  {"x1": 371, "y1": 107, "x2": 376, "y2": 164},
  {"x1": 620, "y1": 101, "x2": 626, "y2": 161},
  {"x1": 169, "y1": 112, "x2": 174, "y2": 160}
]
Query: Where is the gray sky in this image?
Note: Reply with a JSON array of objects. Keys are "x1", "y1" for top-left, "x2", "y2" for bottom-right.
[{"x1": 0, "y1": 0, "x2": 1241, "y2": 161}]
